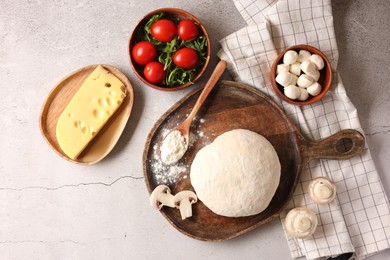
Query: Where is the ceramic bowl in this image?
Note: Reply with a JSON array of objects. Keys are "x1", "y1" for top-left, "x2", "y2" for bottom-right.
[
  {"x1": 270, "y1": 45, "x2": 332, "y2": 106},
  {"x1": 128, "y1": 8, "x2": 211, "y2": 91}
]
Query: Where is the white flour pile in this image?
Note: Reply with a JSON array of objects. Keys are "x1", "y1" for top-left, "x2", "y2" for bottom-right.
[
  {"x1": 160, "y1": 130, "x2": 188, "y2": 165},
  {"x1": 148, "y1": 117, "x2": 208, "y2": 185}
]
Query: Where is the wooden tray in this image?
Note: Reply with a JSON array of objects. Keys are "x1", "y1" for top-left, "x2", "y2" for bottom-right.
[
  {"x1": 40, "y1": 64, "x2": 134, "y2": 165},
  {"x1": 143, "y1": 80, "x2": 365, "y2": 241}
]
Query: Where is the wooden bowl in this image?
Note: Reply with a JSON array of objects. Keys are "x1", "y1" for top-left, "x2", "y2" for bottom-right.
[
  {"x1": 128, "y1": 8, "x2": 211, "y2": 91},
  {"x1": 270, "y1": 45, "x2": 332, "y2": 106}
]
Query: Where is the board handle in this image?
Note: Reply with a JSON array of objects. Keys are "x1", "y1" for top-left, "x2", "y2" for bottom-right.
[{"x1": 301, "y1": 129, "x2": 365, "y2": 161}]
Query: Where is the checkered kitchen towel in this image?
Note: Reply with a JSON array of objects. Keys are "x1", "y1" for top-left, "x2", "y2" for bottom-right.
[{"x1": 218, "y1": 0, "x2": 390, "y2": 259}]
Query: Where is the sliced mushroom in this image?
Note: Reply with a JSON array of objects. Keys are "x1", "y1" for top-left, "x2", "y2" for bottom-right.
[
  {"x1": 150, "y1": 185, "x2": 175, "y2": 210},
  {"x1": 173, "y1": 190, "x2": 198, "y2": 220},
  {"x1": 308, "y1": 177, "x2": 336, "y2": 204},
  {"x1": 285, "y1": 207, "x2": 318, "y2": 239}
]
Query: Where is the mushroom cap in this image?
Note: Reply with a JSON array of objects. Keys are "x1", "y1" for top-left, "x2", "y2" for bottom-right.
[
  {"x1": 284, "y1": 207, "x2": 318, "y2": 239},
  {"x1": 150, "y1": 184, "x2": 172, "y2": 210},
  {"x1": 308, "y1": 177, "x2": 336, "y2": 204},
  {"x1": 173, "y1": 190, "x2": 198, "y2": 206}
]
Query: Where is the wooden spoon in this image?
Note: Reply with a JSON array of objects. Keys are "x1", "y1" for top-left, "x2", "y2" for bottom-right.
[
  {"x1": 160, "y1": 60, "x2": 226, "y2": 165},
  {"x1": 174, "y1": 60, "x2": 227, "y2": 144}
]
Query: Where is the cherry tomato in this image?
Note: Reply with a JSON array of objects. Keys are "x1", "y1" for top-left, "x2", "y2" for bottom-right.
[
  {"x1": 132, "y1": 41, "x2": 157, "y2": 66},
  {"x1": 144, "y1": 62, "x2": 166, "y2": 84},
  {"x1": 173, "y1": 48, "x2": 199, "y2": 69},
  {"x1": 150, "y1": 19, "x2": 177, "y2": 42},
  {"x1": 177, "y1": 20, "x2": 199, "y2": 41}
]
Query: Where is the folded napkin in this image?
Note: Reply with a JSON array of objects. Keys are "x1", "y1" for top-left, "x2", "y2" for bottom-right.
[{"x1": 218, "y1": 0, "x2": 390, "y2": 259}]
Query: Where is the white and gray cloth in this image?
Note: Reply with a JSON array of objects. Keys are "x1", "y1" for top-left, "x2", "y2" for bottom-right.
[{"x1": 217, "y1": 0, "x2": 390, "y2": 259}]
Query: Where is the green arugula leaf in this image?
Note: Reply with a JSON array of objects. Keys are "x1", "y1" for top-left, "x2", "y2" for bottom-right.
[{"x1": 139, "y1": 13, "x2": 208, "y2": 87}]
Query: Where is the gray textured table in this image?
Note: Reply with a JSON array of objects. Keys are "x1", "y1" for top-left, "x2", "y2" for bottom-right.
[{"x1": 1, "y1": 0, "x2": 389, "y2": 259}]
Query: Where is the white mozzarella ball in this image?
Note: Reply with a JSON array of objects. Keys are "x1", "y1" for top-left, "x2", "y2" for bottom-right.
[
  {"x1": 277, "y1": 64, "x2": 289, "y2": 75},
  {"x1": 307, "y1": 82, "x2": 322, "y2": 96},
  {"x1": 283, "y1": 50, "x2": 298, "y2": 65},
  {"x1": 297, "y1": 74, "x2": 314, "y2": 88},
  {"x1": 306, "y1": 69, "x2": 320, "y2": 82},
  {"x1": 310, "y1": 54, "x2": 325, "y2": 70},
  {"x1": 301, "y1": 60, "x2": 317, "y2": 74},
  {"x1": 298, "y1": 88, "x2": 309, "y2": 101},
  {"x1": 284, "y1": 85, "x2": 301, "y2": 100},
  {"x1": 290, "y1": 74, "x2": 298, "y2": 86},
  {"x1": 276, "y1": 72, "x2": 294, "y2": 87},
  {"x1": 289, "y1": 63, "x2": 301, "y2": 76},
  {"x1": 297, "y1": 50, "x2": 311, "y2": 63}
]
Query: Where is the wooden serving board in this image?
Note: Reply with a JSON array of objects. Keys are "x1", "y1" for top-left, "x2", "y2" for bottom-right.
[
  {"x1": 40, "y1": 64, "x2": 134, "y2": 165},
  {"x1": 143, "y1": 80, "x2": 364, "y2": 241}
]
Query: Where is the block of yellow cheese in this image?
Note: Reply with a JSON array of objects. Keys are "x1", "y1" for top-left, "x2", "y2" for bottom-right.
[{"x1": 56, "y1": 65, "x2": 126, "y2": 159}]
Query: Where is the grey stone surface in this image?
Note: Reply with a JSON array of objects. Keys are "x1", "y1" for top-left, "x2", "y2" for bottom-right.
[
  {"x1": 0, "y1": 0, "x2": 389, "y2": 259},
  {"x1": 333, "y1": 0, "x2": 390, "y2": 198}
]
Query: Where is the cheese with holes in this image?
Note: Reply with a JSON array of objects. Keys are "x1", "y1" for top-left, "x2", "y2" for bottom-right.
[{"x1": 56, "y1": 65, "x2": 126, "y2": 159}]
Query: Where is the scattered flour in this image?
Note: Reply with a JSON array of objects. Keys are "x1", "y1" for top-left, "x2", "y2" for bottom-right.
[{"x1": 148, "y1": 117, "x2": 209, "y2": 185}]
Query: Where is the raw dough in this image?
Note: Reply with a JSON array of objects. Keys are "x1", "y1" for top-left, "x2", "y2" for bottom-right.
[{"x1": 190, "y1": 129, "x2": 281, "y2": 217}]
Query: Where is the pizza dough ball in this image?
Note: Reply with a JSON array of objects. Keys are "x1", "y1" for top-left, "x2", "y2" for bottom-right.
[{"x1": 190, "y1": 129, "x2": 281, "y2": 217}]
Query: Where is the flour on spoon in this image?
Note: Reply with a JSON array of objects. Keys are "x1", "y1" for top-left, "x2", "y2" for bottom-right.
[{"x1": 160, "y1": 130, "x2": 188, "y2": 165}]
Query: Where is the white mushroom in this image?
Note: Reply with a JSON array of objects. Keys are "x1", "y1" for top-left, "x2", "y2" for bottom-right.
[
  {"x1": 308, "y1": 177, "x2": 336, "y2": 204},
  {"x1": 150, "y1": 185, "x2": 175, "y2": 210},
  {"x1": 285, "y1": 207, "x2": 318, "y2": 239},
  {"x1": 283, "y1": 50, "x2": 298, "y2": 65},
  {"x1": 173, "y1": 190, "x2": 198, "y2": 220}
]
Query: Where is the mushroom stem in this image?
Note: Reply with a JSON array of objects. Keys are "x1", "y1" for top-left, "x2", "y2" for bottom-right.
[
  {"x1": 173, "y1": 190, "x2": 198, "y2": 220},
  {"x1": 158, "y1": 193, "x2": 175, "y2": 208},
  {"x1": 178, "y1": 199, "x2": 193, "y2": 220}
]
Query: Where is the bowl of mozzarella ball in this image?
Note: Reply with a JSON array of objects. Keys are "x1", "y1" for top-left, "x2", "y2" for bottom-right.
[{"x1": 270, "y1": 45, "x2": 332, "y2": 106}]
